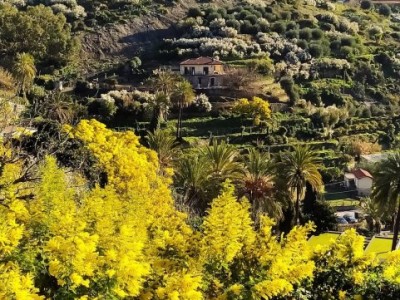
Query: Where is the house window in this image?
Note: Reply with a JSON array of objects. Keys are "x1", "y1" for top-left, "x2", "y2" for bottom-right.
[
  {"x1": 198, "y1": 78, "x2": 202, "y2": 86},
  {"x1": 191, "y1": 67, "x2": 195, "y2": 75},
  {"x1": 203, "y1": 67, "x2": 209, "y2": 75},
  {"x1": 210, "y1": 77, "x2": 215, "y2": 87},
  {"x1": 184, "y1": 67, "x2": 189, "y2": 75}
]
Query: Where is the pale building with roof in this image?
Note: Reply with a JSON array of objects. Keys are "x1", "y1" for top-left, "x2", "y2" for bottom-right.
[
  {"x1": 344, "y1": 168, "x2": 373, "y2": 196},
  {"x1": 179, "y1": 57, "x2": 225, "y2": 89},
  {"x1": 360, "y1": 153, "x2": 389, "y2": 164}
]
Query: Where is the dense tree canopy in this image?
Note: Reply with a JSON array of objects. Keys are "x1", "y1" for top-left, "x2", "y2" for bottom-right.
[{"x1": 0, "y1": 4, "x2": 78, "y2": 67}]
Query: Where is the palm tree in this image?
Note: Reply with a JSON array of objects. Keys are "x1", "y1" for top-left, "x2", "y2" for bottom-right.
[
  {"x1": 172, "y1": 79, "x2": 195, "y2": 140},
  {"x1": 279, "y1": 145, "x2": 323, "y2": 226},
  {"x1": 42, "y1": 92, "x2": 79, "y2": 124},
  {"x1": 174, "y1": 155, "x2": 210, "y2": 213},
  {"x1": 150, "y1": 68, "x2": 179, "y2": 96},
  {"x1": 13, "y1": 53, "x2": 36, "y2": 98},
  {"x1": 149, "y1": 92, "x2": 170, "y2": 131},
  {"x1": 371, "y1": 152, "x2": 400, "y2": 250},
  {"x1": 361, "y1": 197, "x2": 383, "y2": 234},
  {"x1": 146, "y1": 129, "x2": 178, "y2": 171},
  {"x1": 241, "y1": 148, "x2": 282, "y2": 221},
  {"x1": 201, "y1": 140, "x2": 244, "y2": 195}
]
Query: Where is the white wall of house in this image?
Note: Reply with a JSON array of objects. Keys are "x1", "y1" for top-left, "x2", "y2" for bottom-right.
[{"x1": 355, "y1": 177, "x2": 373, "y2": 195}]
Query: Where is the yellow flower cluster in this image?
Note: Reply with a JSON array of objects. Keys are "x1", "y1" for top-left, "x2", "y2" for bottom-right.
[{"x1": 5, "y1": 120, "x2": 400, "y2": 299}]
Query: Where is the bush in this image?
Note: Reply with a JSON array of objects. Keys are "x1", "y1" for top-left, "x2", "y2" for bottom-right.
[
  {"x1": 330, "y1": 39, "x2": 342, "y2": 52},
  {"x1": 311, "y1": 28, "x2": 323, "y2": 40},
  {"x1": 207, "y1": 12, "x2": 221, "y2": 22},
  {"x1": 226, "y1": 19, "x2": 240, "y2": 30},
  {"x1": 271, "y1": 21, "x2": 287, "y2": 34},
  {"x1": 280, "y1": 76, "x2": 299, "y2": 105},
  {"x1": 298, "y1": 19, "x2": 316, "y2": 28},
  {"x1": 245, "y1": 14, "x2": 258, "y2": 25},
  {"x1": 299, "y1": 28, "x2": 312, "y2": 40},
  {"x1": 263, "y1": 12, "x2": 276, "y2": 22},
  {"x1": 360, "y1": 0, "x2": 373, "y2": 10},
  {"x1": 286, "y1": 21, "x2": 298, "y2": 30},
  {"x1": 379, "y1": 4, "x2": 391, "y2": 16},
  {"x1": 280, "y1": 11, "x2": 291, "y2": 20},
  {"x1": 319, "y1": 22, "x2": 335, "y2": 31},
  {"x1": 238, "y1": 9, "x2": 252, "y2": 20},
  {"x1": 309, "y1": 44, "x2": 323, "y2": 58},
  {"x1": 341, "y1": 37, "x2": 355, "y2": 47},
  {"x1": 188, "y1": 7, "x2": 202, "y2": 18},
  {"x1": 88, "y1": 98, "x2": 117, "y2": 121},
  {"x1": 192, "y1": 94, "x2": 212, "y2": 112},
  {"x1": 286, "y1": 30, "x2": 299, "y2": 39},
  {"x1": 258, "y1": 19, "x2": 269, "y2": 32},
  {"x1": 340, "y1": 46, "x2": 354, "y2": 59},
  {"x1": 297, "y1": 39, "x2": 308, "y2": 49}
]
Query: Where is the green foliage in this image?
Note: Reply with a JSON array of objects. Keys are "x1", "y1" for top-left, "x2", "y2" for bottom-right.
[
  {"x1": 379, "y1": 4, "x2": 392, "y2": 17},
  {"x1": 361, "y1": 0, "x2": 373, "y2": 10},
  {"x1": 0, "y1": 4, "x2": 77, "y2": 67}
]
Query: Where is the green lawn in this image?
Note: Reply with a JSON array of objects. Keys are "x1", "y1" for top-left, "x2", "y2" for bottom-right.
[
  {"x1": 308, "y1": 233, "x2": 341, "y2": 247},
  {"x1": 365, "y1": 237, "x2": 392, "y2": 259},
  {"x1": 327, "y1": 198, "x2": 360, "y2": 207}
]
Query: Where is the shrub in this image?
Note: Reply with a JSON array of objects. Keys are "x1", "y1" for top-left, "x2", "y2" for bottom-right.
[
  {"x1": 263, "y1": 12, "x2": 276, "y2": 22},
  {"x1": 258, "y1": 19, "x2": 269, "y2": 32},
  {"x1": 226, "y1": 19, "x2": 240, "y2": 30},
  {"x1": 309, "y1": 44, "x2": 323, "y2": 58},
  {"x1": 207, "y1": 12, "x2": 221, "y2": 22},
  {"x1": 88, "y1": 98, "x2": 117, "y2": 120},
  {"x1": 286, "y1": 30, "x2": 299, "y2": 39},
  {"x1": 311, "y1": 28, "x2": 323, "y2": 40},
  {"x1": 188, "y1": 7, "x2": 202, "y2": 18},
  {"x1": 340, "y1": 46, "x2": 354, "y2": 59},
  {"x1": 245, "y1": 14, "x2": 258, "y2": 25},
  {"x1": 286, "y1": 21, "x2": 298, "y2": 30},
  {"x1": 280, "y1": 76, "x2": 299, "y2": 105},
  {"x1": 193, "y1": 94, "x2": 212, "y2": 112},
  {"x1": 297, "y1": 39, "x2": 308, "y2": 49},
  {"x1": 280, "y1": 11, "x2": 291, "y2": 20},
  {"x1": 271, "y1": 21, "x2": 286, "y2": 34},
  {"x1": 298, "y1": 19, "x2": 316, "y2": 28},
  {"x1": 217, "y1": 8, "x2": 227, "y2": 18},
  {"x1": 319, "y1": 22, "x2": 335, "y2": 31},
  {"x1": 330, "y1": 40, "x2": 342, "y2": 52},
  {"x1": 238, "y1": 9, "x2": 252, "y2": 20},
  {"x1": 360, "y1": 0, "x2": 373, "y2": 10},
  {"x1": 240, "y1": 21, "x2": 259, "y2": 34},
  {"x1": 129, "y1": 56, "x2": 142, "y2": 70},
  {"x1": 379, "y1": 4, "x2": 391, "y2": 16},
  {"x1": 299, "y1": 28, "x2": 312, "y2": 40},
  {"x1": 341, "y1": 37, "x2": 355, "y2": 47}
]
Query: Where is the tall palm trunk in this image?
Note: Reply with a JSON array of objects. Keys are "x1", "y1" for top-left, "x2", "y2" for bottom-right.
[
  {"x1": 295, "y1": 185, "x2": 301, "y2": 225},
  {"x1": 176, "y1": 99, "x2": 183, "y2": 139},
  {"x1": 150, "y1": 106, "x2": 162, "y2": 132},
  {"x1": 392, "y1": 201, "x2": 400, "y2": 250}
]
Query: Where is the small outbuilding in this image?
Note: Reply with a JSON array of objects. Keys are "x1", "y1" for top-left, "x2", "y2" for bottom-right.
[{"x1": 344, "y1": 168, "x2": 373, "y2": 196}]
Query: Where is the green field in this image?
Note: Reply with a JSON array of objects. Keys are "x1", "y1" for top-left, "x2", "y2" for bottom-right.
[
  {"x1": 308, "y1": 233, "x2": 341, "y2": 247},
  {"x1": 365, "y1": 237, "x2": 393, "y2": 259},
  {"x1": 327, "y1": 198, "x2": 360, "y2": 207}
]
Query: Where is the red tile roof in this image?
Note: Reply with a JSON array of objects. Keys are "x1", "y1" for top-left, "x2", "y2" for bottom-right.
[
  {"x1": 352, "y1": 168, "x2": 373, "y2": 180},
  {"x1": 180, "y1": 57, "x2": 223, "y2": 65}
]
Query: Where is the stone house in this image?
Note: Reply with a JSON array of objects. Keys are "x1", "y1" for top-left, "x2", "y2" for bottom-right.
[{"x1": 179, "y1": 57, "x2": 225, "y2": 89}]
